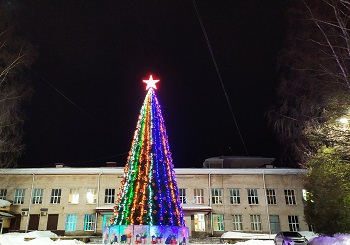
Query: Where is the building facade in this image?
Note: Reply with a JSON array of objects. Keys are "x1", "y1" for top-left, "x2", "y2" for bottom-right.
[{"x1": 0, "y1": 165, "x2": 308, "y2": 237}]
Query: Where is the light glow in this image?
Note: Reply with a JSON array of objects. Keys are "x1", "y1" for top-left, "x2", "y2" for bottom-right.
[
  {"x1": 338, "y1": 117, "x2": 349, "y2": 125},
  {"x1": 143, "y1": 75, "x2": 159, "y2": 90}
]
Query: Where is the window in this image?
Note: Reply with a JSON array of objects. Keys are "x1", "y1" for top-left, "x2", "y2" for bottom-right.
[
  {"x1": 65, "y1": 214, "x2": 77, "y2": 231},
  {"x1": 84, "y1": 214, "x2": 96, "y2": 231},
  {"x1": 102, "y1": 214, "x2": 114, "y2": 228},
  {"x1": 250, "y1": 214, "x2": 262, "y2": 231},
  {"x1": 211, "y1": 188, "x2": 223, "y2": 204},
  {"x1": 269, "y1": 215, "x2": 281, "y2": 234},
  {"x1": 104, "y1": 189, "x2": 115, "y2": 204},
  {"x1": 50, "y1": 189, "x2": 62, "y2": 204},
  {"x1": 194, "y1": 214, "x2": 205, "y2": 231},
  {"x1": 266, "y1": 189, "x2": 276, "y2": 205},
  {"x1": 179, "y1": 188, "x2": 187, "y2": 204},
  {"x1": 68, "y1": 189, "x2": 79, "y2": 204},
  {"x1": 212, "y1": 214, "x2": 224, "y2": 231},
  {"x1": 229, "y1": 189, "x2": 240, "y2": 205},
  {"x1": 0, "y1": 189, "x2": 7, "y2": 200},
  {"x1": 288, "y1": 215, "x2": 300, "y2": 231},
  {"x1": 285, "y1": 189, "x2": 296, "y2": 205},
  {"x1": 87, "y1": 188, "x2": 97, "y2": 204},
  {"x1": 194, "y1": 189, "x2": 204, "y2": 204},
  {"x1": 14, "y1": 189, "x2": 25, "y2": 204},
  {"x1": 232, "y1": 215, "x2": 243, "y2": 231},
  {"x1": 32, "y1": 189, "x2": 43, "y2": 204},
  {"x1": 247, "y1": 189, "x2": 259, "y2": 205}
]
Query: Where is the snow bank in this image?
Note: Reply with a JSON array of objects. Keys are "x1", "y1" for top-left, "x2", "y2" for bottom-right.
[
  {"x1": 0, "y1": 199, "x2": 11, "y2": 207},
  {"x1": 22, "y1": 230, "x2": 58, "y2": 238},
  {"x1": 309, "y1": 233, "x2": 350, "y2": 245},
  {"x1": 0, "y1": 231, "x2": 84, "y2": 245},
  {"x1": 221, "y1": 231, "x2": 275, "y2": 240},
  {"x1": 233, "y1": 240, "x2": 273, "y2": 245},
  {"x1": 1, "y1": 230, "x2": 350, "y2": 245}
]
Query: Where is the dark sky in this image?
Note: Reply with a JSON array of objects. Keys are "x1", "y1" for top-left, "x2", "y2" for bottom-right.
[{"x1": 10, "y1": 1, "x2": 288, "y2": 168}]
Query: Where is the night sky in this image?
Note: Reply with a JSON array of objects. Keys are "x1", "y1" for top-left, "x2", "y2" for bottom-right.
[{"x1": 9, "y1": 1, "x2": 288, "y2": 168}]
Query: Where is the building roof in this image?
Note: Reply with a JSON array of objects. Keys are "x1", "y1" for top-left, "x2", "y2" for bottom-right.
[
  {"x1": 0, "y1": 211, "x2": 14, "y2": 219},
  {"x1": 203, "y1": 156, "x2": 275, "y2": 168},
  {"x1": 0, "y1": 167, "x2": 307, "y2": 175}
]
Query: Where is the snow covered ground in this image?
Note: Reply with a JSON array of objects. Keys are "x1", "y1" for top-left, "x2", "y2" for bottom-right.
[{"x1": 0, "y1": 231, "x2": 350, "y2": 245}]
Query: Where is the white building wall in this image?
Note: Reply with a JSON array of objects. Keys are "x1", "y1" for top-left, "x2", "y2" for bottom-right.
[{"x1": 0, "y1": 167, "x2": 308, "y2": 237}]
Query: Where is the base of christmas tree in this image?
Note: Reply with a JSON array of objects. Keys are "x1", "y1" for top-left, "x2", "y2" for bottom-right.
[{"x1": 102, "y1": 225, "x2": 189, "y2": 245}]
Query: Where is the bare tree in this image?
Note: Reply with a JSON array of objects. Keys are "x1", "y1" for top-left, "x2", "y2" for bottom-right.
[
  {"x1": 269, "y1": 0, "x2": 350, "y2": 234},
  {"x1": 269, "y1": 0, "x2": 350, "y2": 165},
  {"x1": 0, "y1": 6, "x2": 36, "y2": 168}
]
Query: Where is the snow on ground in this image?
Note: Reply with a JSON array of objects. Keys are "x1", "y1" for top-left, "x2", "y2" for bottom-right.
[
  {"x1": 0, "y1": 231, "x2": 350, "y2": 245},
  {"x1": 310, "y1": 233, "x2": 350, "y2": 245},
  {"x1": 0, "y1": 231, "x2": 84, "y2": 245}
]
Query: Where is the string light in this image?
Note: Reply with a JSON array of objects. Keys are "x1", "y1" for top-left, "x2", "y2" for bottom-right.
[{"x1": 114, "y1": 76, "x2": 185, "y2": 227}]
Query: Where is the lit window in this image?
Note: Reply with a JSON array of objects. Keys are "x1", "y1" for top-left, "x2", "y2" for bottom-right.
[
  {"x1": 179, "y1": 188, "x2": 187, "y2": 204},
  {"x1": 65, "y1": 214, "x2": 77, "y2": 231},
  {"x1": 211, "y1": 189, "x2": 223, "y2": 204},
  {"x1": 194, "y1": 189, "x2": 204, "y2": 204},
  {"x1": 288, "y1": 215, "x2": 300, "y2": 231},
  {"x1": 194, "y1": 214, "x2": 205, "y2": 231},
  {"x1": 84, "y1": 214, "x2": 96, "y2": 231},
  {"x1": 229, "y1": 189, "x2": 240, "y2": 205},
  {"x1": 69, "y1": 189, "x2": 79, "y2": 204},
  {"x1": 14, "y1": 189, "x2": 25, "y2": 204},
  {"x1": 247, "y1": 189, "x2": 259, "y2": 205},
  {"x1": 250, "y1": 214, "x2": 261, "y2": 231},
  {"x1": 50, "y1": 189, "x2": 62, "y2": 204},
  {"x1": 232, "y1": 214, "x2": 243, "y2": 231},
  {"x1": 213, "y1": 214, "x2": 224, "y2": 231},
  {"x1": 284, "y1": 189, "x2": 296, "y2": 205},
  {"x1": 266, "y1": 189, "x2": 277, "y2": 205},
  {"x1": 32, "y1": 189, "x2": 43, "y2": 204},
  {"x1": 0, "y1": 189, "x2": 7, "y2": 200},
  {"x1": 87, "y1": 189, "x2": 97, "y2": 204},
  {"x1": 104, "y1": 189, "x2": 115, "y2": 204},
  {"x1": 102, "y1": 214, "x2": 114, "y2": 228}
]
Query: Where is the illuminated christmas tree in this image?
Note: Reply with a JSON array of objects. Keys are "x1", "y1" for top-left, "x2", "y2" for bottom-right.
[{"x1": 113, "y1": 75, "x2": 185, "y2": 227}]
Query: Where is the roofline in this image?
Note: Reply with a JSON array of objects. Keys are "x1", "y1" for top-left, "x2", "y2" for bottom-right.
[{"x1": 0, "y1": 167, "x2": 308, "y2": 175}]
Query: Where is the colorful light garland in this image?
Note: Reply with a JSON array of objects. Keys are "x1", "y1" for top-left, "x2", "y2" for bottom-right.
[{"x1": 113, "y1": 75, "x2": 185, "y2": 226}]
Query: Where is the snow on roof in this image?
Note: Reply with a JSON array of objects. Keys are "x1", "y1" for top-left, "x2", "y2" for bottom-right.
[
  {"x1": 0, "y1": 199, "x2": 11, "y2": 207},
  {"x1": 0, "y1": 211, "x2": 14, "y2": 218},
  {"x1": 181, "y1": 204, "x2": 212, "y2": 212},
  {"x1": 0, "y1": 167, "x2": 307, "y2": 175},
  {"x1": 96, "y1": 204, "x2": 213, "y2": 213},
  {"x1": 96, "y1": 204, "x2": 115, "y2": 213}
]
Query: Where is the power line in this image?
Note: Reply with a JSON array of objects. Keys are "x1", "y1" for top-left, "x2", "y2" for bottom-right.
[
  {"x1": 192, "y1": 0, "x2": 249, "y2": 156},
  {"x1": 68, "y1": 152, "x2": 129, "y2": 166},
  {"x1": 34, "y1": 70, "x2": 95, "y2": 121}
]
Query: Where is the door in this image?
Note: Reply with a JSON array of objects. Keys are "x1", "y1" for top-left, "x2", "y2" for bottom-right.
[
  {"x1": 47, "y1": 214, "x2": 59, "y2": 230},
  {"x1": 28, "y1": 214, "x2": 40, "y2": 230},
  {"x1": 9, "y1": 214, "x2": 21, "y2": 231},
  {"x1": 270, "y1": 215, "x2": 281, "y2": 234}
]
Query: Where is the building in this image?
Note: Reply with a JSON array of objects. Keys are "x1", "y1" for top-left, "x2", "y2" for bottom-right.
[{"x1": 0, "y1": 158, "x2": 309, "y2": 237}]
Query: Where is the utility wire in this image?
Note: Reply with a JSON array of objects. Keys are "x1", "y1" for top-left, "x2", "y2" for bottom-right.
[
  {"x1": 29, "y1": 151, "x2": 129, "y2": 168},
  {"x1": 192, "y1": 0, "x2": 249, "y2": 156},
  {"x1": 34, "y1": 70, "x2": 95, "y2": 121},
  {"x1": 68, "y1": 152, "x2": 129, "y2": 166}
]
